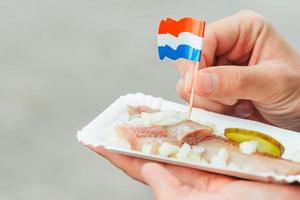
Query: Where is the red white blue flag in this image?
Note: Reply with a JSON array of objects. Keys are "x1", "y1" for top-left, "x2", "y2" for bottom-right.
[{"x1": 158, "y1": 17, "x2": 206, "y2": 62}]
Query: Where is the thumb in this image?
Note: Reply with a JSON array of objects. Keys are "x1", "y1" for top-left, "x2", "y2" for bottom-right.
[
  {"x1": 191, "y1": 65, "x2": 280, "y2": 101},
  {"x1": 141, "y1": 163, "x2": 181, "y2": 200}
]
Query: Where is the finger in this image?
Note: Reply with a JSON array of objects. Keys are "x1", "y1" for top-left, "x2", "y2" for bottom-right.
[
  {"x1": 174, "y1": 11, "x2": 266, "y2": 81},
  {"x1": 150, "y1": 162, "x2": 233, "y2": 191},
  {"x1": 142, "y1": 163, "x2": 226, "y2": 200},
  {"x1": 173, "y1": 55, "x2": 207, "y2": 78},
  {"x1": 176, "y1": 78, "x2": 233, "y2": 114},
  {"x1": 192, "y1": 65, "x2": 282, "y2": 101},
  {"x1": 91, "y1": 145, "x2": 209, "y2": 186},
  {"x1": 141, "y1": 163, "x2": 182, "y2": 200},
  {"x1": 89, "y1": 146, "x2": 147, "y2": 183},
  {"x1": 241, "y1": 106, "x2": 272, "y2": 125},
  {"x1": 183, "y1": 72, "x2": 238, "y2": 106},
  {"x1": 215, "y1": 98, "x2": 238, "y2": 106},
  {"x1": 232, "y1": 100, "x2": 254, "y2": 118},
  {"x1": 202, "y1": 10, "x2": 266, "y2": 66},
  {"x1": 173, "y1": 59, "x2": 195, "y2": 78}
]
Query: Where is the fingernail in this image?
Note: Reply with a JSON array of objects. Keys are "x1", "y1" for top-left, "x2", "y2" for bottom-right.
[
  {"x1": 196, "y1": 72, "x2": 218, "y2": 94},
  {"x1": 184, "y1": 72, "x2": 193, "y2": 93},
  {"x1": 233, "y1": 102, "x2": 253, "y2": 117}
]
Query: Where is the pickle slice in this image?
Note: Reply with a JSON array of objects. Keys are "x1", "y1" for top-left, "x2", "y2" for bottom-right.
[{"x1": 224, "y1": 128, "x2": 284, "y2": 157}]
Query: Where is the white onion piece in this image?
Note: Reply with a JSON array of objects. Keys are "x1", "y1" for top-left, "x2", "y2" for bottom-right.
[
  {"x1": 239, "y1": 141, "x2": 258, "y2": 155},
  {"x1": 140, "y1": 110, "x2": 188, "y2": 126},
  {"x1": 158, "y1": 142, "x2": 180, "y2": 157},
  {"x1": 176, "y1": 143, "x2": 191, "y2": 159},
  {"x1": 210, "y1": 148, "x2": 229, "y2": 167}
]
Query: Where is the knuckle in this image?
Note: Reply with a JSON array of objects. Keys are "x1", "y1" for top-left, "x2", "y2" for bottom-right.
[
  {"x1": 236, "y1": 10, "x2": 268, "y2": 30},
  {"x1": 236, "y1": 10, "x2": 264, "y2": 20}
]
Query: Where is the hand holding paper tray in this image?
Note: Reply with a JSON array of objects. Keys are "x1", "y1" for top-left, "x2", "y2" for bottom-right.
[{"x1": 77, "y1": 93, "x2": 300, "y2": 183}]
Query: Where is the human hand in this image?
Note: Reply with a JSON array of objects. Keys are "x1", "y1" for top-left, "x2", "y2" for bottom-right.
[
  {"x1": 141, "y1": 162, "x2": 300, "y2": 200},
  {"x1": 90, "y1": 147, "x2": 300, "y2": 200},
  {"x1": 174, "y1": 10, "x2": 300, "y2": 131}
]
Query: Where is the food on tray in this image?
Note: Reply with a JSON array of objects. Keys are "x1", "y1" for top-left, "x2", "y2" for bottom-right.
[
  {"x1": 224, "y1": 128, "x2": 284, "y2": 157},
  {"x1": 113, "y1": 105, "x2": 300, "y2": 176}
]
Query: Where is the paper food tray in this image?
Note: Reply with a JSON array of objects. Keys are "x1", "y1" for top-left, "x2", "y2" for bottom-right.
[{"x1": 77, "y1": 93, "x2": 300, "y2": 183}]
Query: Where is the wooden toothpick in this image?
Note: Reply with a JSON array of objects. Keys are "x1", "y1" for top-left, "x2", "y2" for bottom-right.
[{"x1": 188, "y1": 61, "x2": 200, "y2": 119}]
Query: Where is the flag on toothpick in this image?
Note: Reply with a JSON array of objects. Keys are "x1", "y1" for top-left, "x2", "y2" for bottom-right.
[
  {"x1": 157, "y1": 17, "x2": 206, "y2": 62},
  {"x1": 157, "y1": 17, "x2": 206, "y2": 119}
]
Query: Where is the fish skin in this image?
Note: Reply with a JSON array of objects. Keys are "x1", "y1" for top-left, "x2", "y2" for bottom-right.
[
  {"x1": 167, "y1": 120, "x2": 212, "y2": 145},
  {"x1": 116, "y1": 119, "x2": 213, "y2": 150}
]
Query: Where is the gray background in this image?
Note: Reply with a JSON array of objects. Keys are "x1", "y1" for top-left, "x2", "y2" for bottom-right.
[{"x1": 1, "y1": 0, "x2": 300, "y2": 199}]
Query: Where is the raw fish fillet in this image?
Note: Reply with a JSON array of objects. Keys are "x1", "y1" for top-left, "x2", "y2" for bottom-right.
[{"x1": 115, "y1": 106, "x2": 300, "y2": 175}]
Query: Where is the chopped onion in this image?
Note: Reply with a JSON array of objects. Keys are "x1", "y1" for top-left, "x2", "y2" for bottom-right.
[
  {"x1": 158, "y1": 142, "x2": 180, "y2": 157},
  {"x1": 210, "y1": 148, "x2": 229, "y2": 167},
  {"x1": 239, "y1": 141, "x2": 258, "y2": 155},
  {"x1": 188, "y1": 151, "x2": 201, "y2": 162},
  {"x1": 187, "y1": 146, "x2": 205, "y2": 162},
  {"x1": 140, "y1": 110, "x2": 187, "y2": 126},
  {"x1": 176, "y1": 143, "x2": 191, "y2": 159}
]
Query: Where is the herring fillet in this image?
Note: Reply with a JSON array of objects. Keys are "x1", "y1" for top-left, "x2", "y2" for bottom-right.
[
  {"x1": 117, "y1": 106, "x2": 213, "y2": 148},
  {"x1": 115, "y1": 106, "x2": 300, "y2": 176}
]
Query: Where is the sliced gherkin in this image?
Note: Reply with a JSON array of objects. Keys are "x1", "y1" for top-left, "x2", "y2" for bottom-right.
[{"x1": 224, "y1": 128, "x2": 284, "y2": 157}]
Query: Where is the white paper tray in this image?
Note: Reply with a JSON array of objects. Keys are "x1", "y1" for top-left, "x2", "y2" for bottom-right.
[{"x1": 77, "y1": 93, "x2": 300, "y2": 183}]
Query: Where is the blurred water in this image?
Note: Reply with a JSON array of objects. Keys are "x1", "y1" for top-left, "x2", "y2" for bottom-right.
[{"x1": 1, "y1": 0, "x2": 300, "y2": 199}]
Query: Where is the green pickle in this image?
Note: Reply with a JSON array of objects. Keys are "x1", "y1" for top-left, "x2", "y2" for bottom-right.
[{"x1": 224, "y1": 128, "x2": 284, "y2": 157}]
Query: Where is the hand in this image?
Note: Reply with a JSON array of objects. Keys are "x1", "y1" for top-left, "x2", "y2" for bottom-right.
[
  {"x1": 174, "y1": 10, "x2": 300, "y2": 131},
  {"x1": 141, "y1": 162, "x2": 300, "y2": 200},
  {"x1": 90, "y1": 147, "x2": 300, "y2": 200}
]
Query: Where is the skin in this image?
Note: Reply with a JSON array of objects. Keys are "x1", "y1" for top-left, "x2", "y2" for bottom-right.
[
  {"x1": 91, "y1": 10, "x2": 300, "y2": 200},
  {"x1": 175, "y1": 10, "x2": 300, "y2": 131},
  {"x1": 91, "y1": 146, "x2": 300, "y2": 200}
]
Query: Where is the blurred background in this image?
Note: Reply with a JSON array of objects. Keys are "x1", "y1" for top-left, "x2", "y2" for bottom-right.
[{"x1": 1, "y1": 0, "x2": 300, "y2": 199}]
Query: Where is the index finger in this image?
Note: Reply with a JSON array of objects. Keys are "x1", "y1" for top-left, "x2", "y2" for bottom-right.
[
  {"x1": 174, "y1": 10, "x2": 266, "y2": 75},
  {"x1": 203, "y1": 10, "x2": 265, "y2": 67}
]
